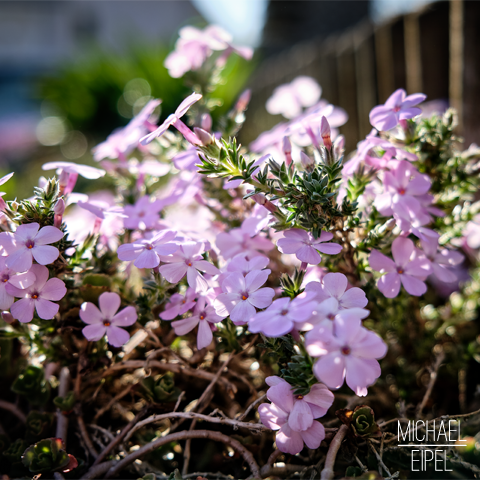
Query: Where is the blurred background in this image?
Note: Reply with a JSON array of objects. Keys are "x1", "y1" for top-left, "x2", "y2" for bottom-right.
[{"x1": 1, "y1": 0, "x2": 478, "y2": 197}]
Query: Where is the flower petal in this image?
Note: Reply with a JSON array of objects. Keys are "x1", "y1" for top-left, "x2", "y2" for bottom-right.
[
  {"x1": 248, "y1": 287, "x2": 275, "y2": 308},
  {"x1": 11, "y1": 298, "x2": 35, "y2": 323},
  {"x1": 400, "y1": 274, "x2": 427, "y2": 296},
  {"x1": 258, "y1": 403, "x2": 288, "y2": 430},
  {"x1": 276, "y1": 424, "x2": 304, "y2": 455},
  {"x1": 230, "y1": 300, "x2": 256, "y2": 325},
  {"x1": 378, "y1": 272, "x2": 401, "y2": 298},
  {"x1": 197, "y1": 320, "x2": 213, "y2": 349},
  {"x1": 172, "y1": 316, "x2": 199, "y2": 335},
  {"x1": 40, "y1": 278, "x2": 67, "y2": 301},
  {"x1": 134, "y1": 249, "x2": 160, "y2": 269},
  {"x1": 83, "y1": 323, "x2": 106, "y2": 342},
  {"x1": 159, "y1": 262, "x2": 188, "y2": 284},
  {"x1": 313, "y1": 353, "x2": 345, "y2": 390},
  {"x1": 80, "y1": 302, "x2": 104, "y2": 324},
  {"x1": 14, "y1": 223, "x2": 40, "y2": 242},
  {"x1": 300, "y1": 421, "x2": 325, "y2": 449},
  {"x1": 112, "y1": 306, "x2": 137, "y2": 326},
  {"x1": 34, "y1": 226, "x2": 64, "y2": 245},
  {"x1": 32, "y1": 245, "x2": 60, "y2": 265},
  {"x1": 6, "y1": 248, "x2": 33, "y2": 273},
  {"x1": 99, "y1": 292, "x2": 121, "y2": 318},
  {"x1": 288, "y1": 399, "x2": 314, "y2": 432},
  {"x1": 35, "y1": 298, "x2": 59, "y2": 319},
  {"x1": 106, "y1": 325, "x2": 130, "y2": 347}
]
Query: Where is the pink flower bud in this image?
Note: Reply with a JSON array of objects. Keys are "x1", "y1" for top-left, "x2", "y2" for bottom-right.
[
  {"x1": 320, "y1": 116, "x2": 332, "y2": 149},
  {"x1": 0, "y1": 197, "x2": 6, "y2": 212},
  {"x1": 193, "y1": 127, "x2": 214, "y2": 146},
  {"x1": 251, "y1": 193, "x2": 267, "y2": 206},
  {"x1": 1, "y1": 311, "x2": 15, "y2": 324},
  {"x1": 54, "y1": 198, "x2": 65, "y2": 215},
  {"x1": 282, "y1": 136, "x2": 293, "y2": 167},
  {"x1": 235, "y1": 89, "x2": 251, "y2": 112},
  {"x1": 334, "y1": 135, "x2": 345, "y2": 155},
  {"x1": 58, "y1": 170, "x2": 69, "y2": 193},
  {"x1": 201, "y1": 113, "x2": 212, "y2": 132},
  {"x1": 300, "y1": 151, "x2": 314, "y2": 170}
]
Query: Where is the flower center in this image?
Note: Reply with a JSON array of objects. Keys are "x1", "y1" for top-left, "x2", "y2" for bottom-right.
[
  {"x1": 398, "y1": 188, "x2": 406, "y2": 195},
  {"x1": 241, "y1": 293, "x2": 248, "y2": 301},
  {"x1": 146, "y1": 244, "x2": 153, "y2": 250},
  {"x1": 397, "y1": 267, "x2": 404, "y2": 274},
  {"x1": 199, "y1": 312, "x2": 206, "y2": 320},
  {"x1": 341, "y1": 346, "x2": 351, "y2": 355},
  {"x1": 2, "y1": 275, "x2": 8, "y2": 283},
  {"x1": 26, "y1": 240, "x2": 35, "y2": 249},
  {"x1": 281, "y1": 309, "x2": 289, "y2": 316},
  {"x1": 31, "y1": 293, "x2": 39, "y2": 299},
  {"x1": 328, "y1": 313, "x2": 335, "y2": 321},
  {"x1": 296, "y1": 395, "x2": 304, "y2": 400},
  {"x1": 394, "y1": 105, "x2": 401, "y2": 112},
  {"x1": 138, "y1": 211, "x2": 145, "y2": 217},
  {"x1": 187, "y1": 261, "x2": 192, "y2": 267},
  {"x1": 103, "y1": 320, "x2": 111, "y2": 327}
]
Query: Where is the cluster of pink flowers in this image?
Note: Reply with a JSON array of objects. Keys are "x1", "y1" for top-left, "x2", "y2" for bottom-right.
[
  {"x1": 0, "y1": 221, "x2": 67, "y2": 323},
  {"x1": 164, "y1": 25, "x2": 253, "y2": 78},
  {"x1": 258, "y1": 376, "x2": 334, "y2": 454}
]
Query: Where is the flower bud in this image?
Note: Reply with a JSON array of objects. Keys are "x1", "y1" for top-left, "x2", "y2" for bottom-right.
[
  {"x1": 0, "y1": 197, "x2": 6, "y2": 212},
  {"x1": 54, "y1": 198, "x2": 65, "y2": 216},
  {"x1": 1, "y1": 311, "x2": 15, "y2": 324},
  {"x1": 193, "y1": 127, "x2": 214, "y2": 146},
  {"x1": 251, "y1": 193, "x2": 277, "y2": 213},
  {"x1": 58, "y1": 170, "x2": 69, "y2": 194},
  {"x1": 282, "y1": 136, "x2": 293, "y2": 167},
  {"x1": 201, "y1": 113, "x2": 212, "y2": 132},
  {"x1": 320, "y1": 116, "x2": 332, "y2": 149},
  {"x1": 235, "y1": 89, "x2": 251, "y2": 112},
  {"x1": 300, "y1": 151, "x2": 314, "y2": 171}
]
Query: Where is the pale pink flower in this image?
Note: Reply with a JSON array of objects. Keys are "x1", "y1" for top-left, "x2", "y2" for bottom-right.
[
  {"x1": 369, "y1": 89, "x2": 426, "y2": 131},
  {"x1": 248, "y1": 293, "x2": 318, "y2": 337},
  {"x1": 159, "y1": 242, "x2": 219, "y2": 292},
  {"x1": 42, "y1": 161, "x2": 106, "y2": 180},
  {"x1": 171, "y1": 296, "x2": 225, "y2": 349},
  {"x1": 305, "y1": 318, "x2": 387, "y2": 396},
  {"x1": 0, "y1": 223, "x2": 64, "y2": 272},
  {"x1": 304, "y1": 273, "x2": 368, "y2": 309},
  {"x1": 421, "y1": 239, "x2": 464, "y2": 283},
  {"x1": 374, "y1": 161, "x2": 431, "y2": 220},
  {"x1": 140, "y1": 93, "x2": 202, "y2": 146},
  {"x1": 123, "y1": 196, "x2": 164, "y2": 230},
  {"x1": 304, "y1": 297, "x2": 369, "y2": 332},
  {"x1": 276, "y1": 229, "x2": 342, "y2": 265},
  {"x1": 214, "y1": 270, "x2": 274, "y2": 325},
  {"x1": 216, "y1": 228, "x2": 274, "y2": 260},
  {"x1": 369, "y1": 236, "x2": 432, "y2": 298},
  {"x1": 173, "y1": 145, "x2": 200, "y2": 171},
  {"x1": 117, "y1": 230, "x2": 178, "y2": 269},
  {"x1": 80, "y1": 292, "x2": 137, "y2": 347},
  {"x1": 258, "y1": 376, "x2": 333, "y2": 455},
  {"x1": 226, "y1": 253, "x2": 270, "y2": 275},
  {"x1": 6, "y1": 264, "x2": 66, "y2": 323},
  {"x1": 159, "y1": 288, "x2": 196, "y2": 320},
  {"x1": 0, "y1": 257, "x2": 36, "y2": 310},
  {"x1": 266, "y1": 76, "x2": 322, "y2": 119}
]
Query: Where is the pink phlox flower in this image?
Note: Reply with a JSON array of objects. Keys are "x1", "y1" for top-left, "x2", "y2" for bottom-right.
[
  {"x1": 42, "y1": 161, "x2": 106, "y2": 180},
  {"x1": 0, "y1": 223, "x2": 64, "y2": 273},
  {"x1": 165, "y1": 25, "x2": 252, "y2": 78},
  {"x1": 241, "y1": 202, "x2": 272, "y2": 236},
  {"x1": 78, "y1": 200, "x2": 125, "y2": 220},
  {"x1": 304, "y1": 297, "x2": 369, "y2": 333},
  {"x1": 393, "y1": 203, "x2": 439, "y2": 248},
  {"x1": 214, "y1": 269, "x2": 274, "y2": 325},
  {"x1": 80, "y1": 292, "x2": 137, "y2": 348},
  {"x1": 159, "y1": 242, "x2": 219, "y2": 292},
  {"x1": 117, "y1": 230, "x2": 178, "y2": 269},
  {"x1": 125, "y1": 158, "x2": 171, "y2": 178},
  {"x1": 157, "y1": 170, "x2": 203, "y2": 208},
  {"x1": 304, "y1": 272, "x2": 368, "y2": 309},
  {"x1": 369, "y1": 236, "x2": 432, "y2": 298},
  {"x1": 421, "y1": 239, "x2": 464, "y2": 283},
  {"x1": 374, "y1": 161, "x2": 431, "y2": 220},
  {"x1": 266, "y1": 76, "x2": 322, "y2": 119},
  {"x1": 258, "y1": 376, "x2": 333, "y2": 454},
  {"x1": 0, "y1": 257, "x2": 36, "y2": 310},
  {"x1": 140, "y1": 93, "x2": 202, "y2": 146},
  {"x1": 159, "y1": 287, "x2": 196, "y2": 320},
  {"x1": 123, "y1": 195, "x2": 164, "y2": 230},
  {"x1": 6, "y1": 264, "x2": 66, "y2": 323},
  {"x1": 171, "y1": 296, "x2": 226, "y2": 350},
  {"x1": 227, "y1": 253, "x2": 270, "y2": 275},
  {"x1": 369, "y1": 89, "x2": 426, "y2": 131},
  {"x1": 250, "y1": 101, "x2": 347, "y2": 153},
  {"x1": 92, "y1": 99, "x2": 161, "y2": 161},
  {"x1": 216, "y1": 228, "x2": 273, "y2": 260},
  {"x1": 173, "y1": 145, "x2": 200, "y2": 171},
  {"x1": 248, "y1": 292, "x2": 318, "y2": 337},
  {"x1": 305, "y1": 318, "x2": 387, "y2": 396},
  {"x1": 276, "y1": 229, "x2": 342, "y2": 265}
]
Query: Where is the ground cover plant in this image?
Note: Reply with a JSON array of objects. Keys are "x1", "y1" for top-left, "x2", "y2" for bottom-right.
[{"x1": 1, "y1": 24, "x2": 480, "y2": 480}]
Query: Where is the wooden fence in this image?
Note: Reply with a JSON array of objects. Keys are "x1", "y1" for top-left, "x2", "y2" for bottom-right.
[{"x1": 243, "y1": 0, "x2": 480, "y2": 152}]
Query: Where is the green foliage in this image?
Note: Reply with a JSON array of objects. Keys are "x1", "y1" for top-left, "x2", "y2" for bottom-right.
[
  {"x1": 140, "y1": 373, "x2": 181, "y2": 404},
  {"x1": 25, "y1": 411, "x2": 53, "y2": 443},
  {"x1": 11, "y1": 366, "x2": 50, "y2": 405},
  {"x1": 22, "y1": 437, "x2": 77, "y2": 474},
  {"x1": 53, "y1": 391, "x2": 76, "y2": 413},
  {"x1": 280, "y1": 268, "x2": 306, "y2": 298},
  {"x1": 349, "y1": 406, "x2": 381, "y2": 438}
]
